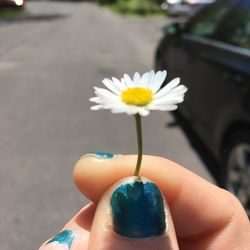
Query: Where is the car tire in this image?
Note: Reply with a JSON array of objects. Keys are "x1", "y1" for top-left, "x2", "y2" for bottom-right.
[{"x1": 221, "y1": 129, "x2": 250, "y2": 216}]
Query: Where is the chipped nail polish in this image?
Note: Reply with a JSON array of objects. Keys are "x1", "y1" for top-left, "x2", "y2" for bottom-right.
[
  {"x1": 93, "y1": 152, "x2": 114, "y2": 159},
  {"x1": 40, "y1": 229, "x2": 75, "y2": 250},
  {"x1": 110, "y1": 179, "x2": 166, "y2": 238},
  {"x1": 81, "y1": 152, "x2": 115, "y2": 160}
]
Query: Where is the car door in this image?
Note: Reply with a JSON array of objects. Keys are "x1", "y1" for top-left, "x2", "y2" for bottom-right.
[
  {"x1": 208, "y1": 0, "x2": 250, "y2": 142},
  {"x1": 178, "y1": 0, "x2": 238, "y2": 144},
  {"x1": 168, "y1": 0, "x2": 233, "y2": 122}
]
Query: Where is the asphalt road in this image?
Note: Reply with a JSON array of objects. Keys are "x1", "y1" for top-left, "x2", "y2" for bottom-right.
[{"x1": 0, "y1": 2, "x2": 213, "y2": 250}]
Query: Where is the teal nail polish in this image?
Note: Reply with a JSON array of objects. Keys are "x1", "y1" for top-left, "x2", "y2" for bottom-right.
[
  {"x1": 47, "y1": 229, "x2": 75, "y2": 249},
  {"x1": 93, "y1": 152, "x2": 114, "y2": 159},
  {"x1": 110, "y1": 180, "x2": 166, "y2": 238}
]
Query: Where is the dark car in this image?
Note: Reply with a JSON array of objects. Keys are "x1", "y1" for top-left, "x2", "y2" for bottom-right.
[
  {"x1": 155, "y1": 0, "x2": 250, "y2": 215},
  {"x1": 161, "y1": 0, "x2": 215, "y2": 16},
  {"x1": 0, "y1": 0, "x2": 25, "y2": 9}
]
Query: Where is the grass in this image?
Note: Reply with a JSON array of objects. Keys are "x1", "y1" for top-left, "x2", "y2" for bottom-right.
[
  {"x1": 0, "y1": 8, "x2": 23, "y2": 20},
  {"x1": 99, "y1": 0, "x2": 164, "y2": 16}
]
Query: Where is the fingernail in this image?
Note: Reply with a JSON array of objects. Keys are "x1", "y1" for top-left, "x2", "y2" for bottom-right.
[
  {"x1": 81, "y1": 152, "x2": 116, "y2": 160},
  {"x1": 110, "y1": 177, "x2": 166, "y2": 238},
  {"x1": 40, "y1": 229, "x2": 75, "y2": 250}
]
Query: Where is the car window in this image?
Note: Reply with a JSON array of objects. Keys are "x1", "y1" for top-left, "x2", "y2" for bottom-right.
[
  {"x1": 185, "y1": 0, "x2": 233, "y2": 38},
  {"x1": 214, "y1": 1, "x2": 250, "y2": 49}
]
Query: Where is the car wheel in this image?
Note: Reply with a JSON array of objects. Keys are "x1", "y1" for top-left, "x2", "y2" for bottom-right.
[{"x1": 222, "y1": 129, "x2": 250, "y2": 216}]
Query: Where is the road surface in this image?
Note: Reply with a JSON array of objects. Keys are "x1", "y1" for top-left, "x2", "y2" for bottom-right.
[{"x1": 0, "y1": 2, "x2": 213, "y2": 249}]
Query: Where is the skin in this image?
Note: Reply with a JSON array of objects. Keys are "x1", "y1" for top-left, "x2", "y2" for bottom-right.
[{"x1": 39, "y1": 155, "x2": 250, "y2": 250}]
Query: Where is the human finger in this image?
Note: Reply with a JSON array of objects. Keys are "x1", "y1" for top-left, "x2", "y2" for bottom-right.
[
  {"x1": 38, "y1": 203, "x2": 96, "y2": 250},
  {"x1": 73, "y1": 154, "x2": 250, "y2": 249}
]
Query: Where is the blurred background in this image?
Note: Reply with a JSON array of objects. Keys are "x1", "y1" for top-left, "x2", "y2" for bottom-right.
[{"x1": 0, "y1": 0, "x2": 249, "y2": 249}]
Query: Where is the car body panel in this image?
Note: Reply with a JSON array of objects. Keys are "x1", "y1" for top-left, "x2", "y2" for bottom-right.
[
  {"x1": 180, "y1": 34, "x2": 250, "y2": 157},
  {"x1": 156, "y1": 0, "x2": 250, "y2": 161}
]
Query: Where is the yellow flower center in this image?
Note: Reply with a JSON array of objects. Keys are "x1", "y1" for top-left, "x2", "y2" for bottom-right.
[{"x1": 121, "y1": 87, "x2": 153, "y2": 106}]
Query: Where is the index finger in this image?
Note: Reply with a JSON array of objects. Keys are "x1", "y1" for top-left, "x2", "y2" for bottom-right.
[{"x1": 73, "y1": 154, "x2": 249, "y2": 244}]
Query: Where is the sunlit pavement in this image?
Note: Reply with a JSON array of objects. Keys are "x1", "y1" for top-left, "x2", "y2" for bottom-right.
[{"x1": 0, "y1": 2, "x2": 213, "y2": 250}]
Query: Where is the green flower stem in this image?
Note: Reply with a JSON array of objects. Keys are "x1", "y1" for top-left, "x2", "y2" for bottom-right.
[{"x1": 134, "y1": 114, "x2": 143, "y2": 176}]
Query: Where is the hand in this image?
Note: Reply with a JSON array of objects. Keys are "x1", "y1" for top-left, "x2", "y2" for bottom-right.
[{"x1": 39, "y1": 154, "x2": 250, "y2": 250}]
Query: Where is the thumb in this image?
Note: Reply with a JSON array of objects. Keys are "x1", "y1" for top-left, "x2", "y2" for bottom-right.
[{"x1": 88, "y1": 176, "x2": 179, "y2": 250}]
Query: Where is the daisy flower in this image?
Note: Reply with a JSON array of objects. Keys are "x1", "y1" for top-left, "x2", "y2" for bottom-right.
[
  {"x1": 90, "y1": 70, "x2": 187, "y2": 117},
  {"x1": 90, "y1": 70, "x2": 187, "y2": 176}
]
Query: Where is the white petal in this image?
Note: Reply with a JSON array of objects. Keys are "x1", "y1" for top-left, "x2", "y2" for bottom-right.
[
  {"x1": 112, "y1": 77, "x2": 127, "y2": 91},
  {"x1": 152, "y1": 86, "x2": 186, "y2": 104},
  {"x1": 147, "y1": 104, "x2": 178, "y2": 111},
  {"x1": 116, "y1": 105, "x2": 143, "y2": 116},
  {"x1": 123, "y1": 74, "x2": 134, "y2": 88},
  {"x1": 144, "y1": 70, "x2": 155, "y2": 89},
  {"x1": 133, "y1": 72, "x2": 141, "y2": 86},
  {"x1": 153, "y1": 86, "x2": 187, "y2": 104},
  {"x1": 89, "y1": 97, "x2": 101, "y2": 103},
  {"x1": 111, "y1": 109, "x2": 126, "y2": 114},
  {"x1": 140, "y1": 72, "x2": 150, "y2": 87},
  {"x1": 151, "y1": 70, "x2": 167, "y2": 93},
  {"x1": 152, "y1": 97, "x2": 184, "y2": 106},
  {"x1": 90, "y1": 105, "x2": 104, "y2": 110},
  {"x1": 146, "y1": 70, "x2": 155, "y2": 88},
  {"x1": 111, "y1": 105, "x2": 129, "y2": 113},
  {"x1": 102, "y1": 78, "x2": 121, "y2": 95},
  {"x1": 160, "y1": 105, "x2": 178, "y2": 111},
  {"x1": 138, "y1": 108, "x2": 150, "y2": 116},
  {"x1": 169, "y1": 85, "x2": 188, "y2": 95},
  {"x1": 127, "y1": 106, "x2": 139, "y2": 113},
  {"x1": 121, "y1": 78, "x2": 127, "y2": 89},
  {"x1": 112, "y1": 105, "x2": 138, "y2": 115},
  {"x1": 154, "y1": 77, "x2": 180, "y2": 98},
  {"x1": 94, "y1": 87, "x2": 119, "y2": 102},
  {"x1": 94, "y1": 95, "x2": 120, "y2": 109}
]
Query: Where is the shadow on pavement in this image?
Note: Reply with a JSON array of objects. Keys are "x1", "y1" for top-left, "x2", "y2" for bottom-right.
[{"x1": 166, "y1": 111, "x2": 222, "y2": 185}]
